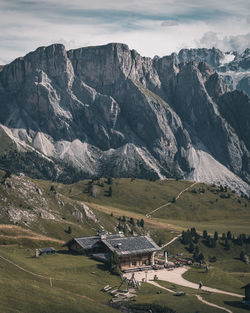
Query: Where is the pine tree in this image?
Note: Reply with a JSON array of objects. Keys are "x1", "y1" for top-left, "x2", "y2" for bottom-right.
[
  {"x1": 203, "y1": 230, "x2": 208, "y2": 239},
  {"x1": 240, "y1": 251, "x2": 245, "y2": 261},
  {"x1": 225, "y1": 238, "x2": 230, "y2": 250},
  {"x1": 129, "y1": 217, "x2": 135, "y2": 226},
  {"x1": 108, "y1": 186, "x2": 112, "y2": 197},
  {"x1": 140, "y1": 219, "x2": 144, "y2": 228},
  {"x1": 227, "y1": 231, "x2": 232, "y2": 240},
  {"x1": 189, "y1": 242, "x2": 194, "y2": 253},
  {"x1": 107, "y1": 177, "x2": 113, "y2": 185},
  {"x1": 214, "y1": 232, "x2": 218, "y2": 241},
  {"x1": 191, "y1": 227, "x2": 196, "y2": 237},
  {"x1": 198, "y1": 253, "x2": 204, "y2": 262}
]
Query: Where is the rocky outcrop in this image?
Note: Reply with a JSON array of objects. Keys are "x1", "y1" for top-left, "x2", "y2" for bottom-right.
[{"x1": 0, "y1": 43, "x2": 249, "y2": 195}]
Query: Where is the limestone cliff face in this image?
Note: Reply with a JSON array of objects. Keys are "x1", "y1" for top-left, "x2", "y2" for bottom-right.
[{"x1": 0, "y1": 43, "x2": 249, "y2": 195}]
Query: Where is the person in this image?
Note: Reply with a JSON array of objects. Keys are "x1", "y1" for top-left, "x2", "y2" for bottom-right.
[{"x1": 198, "y1": 281, "x2": 203, "y2": 289}]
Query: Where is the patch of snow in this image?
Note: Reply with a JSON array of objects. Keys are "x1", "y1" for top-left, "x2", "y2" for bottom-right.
[
  {"x1": 219, "y1": 70, "x2": 250, "y2": 89},
  {"x1": 220, "y1": 52, "x2": 235, "y2": 65}
]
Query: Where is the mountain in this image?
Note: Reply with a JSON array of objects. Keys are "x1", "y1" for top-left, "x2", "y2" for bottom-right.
[
  {"x1": 168, "y1": 47, "x2": 250, "y2": 97},
  {"x1": 0, "y1": 43, "x2": 249, "y2": 195}
]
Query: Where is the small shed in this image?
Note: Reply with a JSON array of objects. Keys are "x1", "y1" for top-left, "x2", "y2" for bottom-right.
[
  {"x1": 242, "y1": 284, "x2": 250, "y2": 302},
  {"x1": 39, "y1": 247, "x2": 56, "y2": 255}
]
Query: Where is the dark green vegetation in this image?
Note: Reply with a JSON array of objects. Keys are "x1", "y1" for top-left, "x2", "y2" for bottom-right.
[{"x1": 165, "y1": 228, "x2": 250, "y2": 295}]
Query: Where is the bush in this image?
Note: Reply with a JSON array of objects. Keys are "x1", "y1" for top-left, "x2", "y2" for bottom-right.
[{"x1": 209, "y1": 256, "x2": 217, "y2": 263}]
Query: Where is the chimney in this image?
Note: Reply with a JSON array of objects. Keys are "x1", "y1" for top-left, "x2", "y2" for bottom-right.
[
  {"x1": 116, "y1": 243, "x2": 122, "y2": 249},
  {"x1": 98, "y1": 229, "x2": 107, "y2": 239}
]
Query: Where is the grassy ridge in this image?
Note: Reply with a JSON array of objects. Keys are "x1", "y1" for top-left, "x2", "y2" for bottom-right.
[{"x1": 56, "y1": 178, "x2": 250, "y2": 234}]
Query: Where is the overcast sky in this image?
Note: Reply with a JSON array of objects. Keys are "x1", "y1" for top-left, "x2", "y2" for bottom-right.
[{"x1": 0, "y1": 0, "x2": 249, "y2": 64}]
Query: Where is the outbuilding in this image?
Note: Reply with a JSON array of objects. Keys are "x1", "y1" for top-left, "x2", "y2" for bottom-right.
[{"x1": 39, "y1": 247, "x2": 56, "y2": 255}]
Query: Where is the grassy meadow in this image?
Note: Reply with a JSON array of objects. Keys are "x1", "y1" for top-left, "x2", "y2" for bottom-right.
[{"x1": 0, "y1": 173, "x2": 250, "y2": 312}]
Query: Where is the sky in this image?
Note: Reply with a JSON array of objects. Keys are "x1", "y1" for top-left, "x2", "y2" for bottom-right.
[{"x1": 0, "y1": 0, "x2": 250, "y2": 64}]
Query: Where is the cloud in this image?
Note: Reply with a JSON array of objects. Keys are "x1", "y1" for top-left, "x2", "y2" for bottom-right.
[
  {"x1": 197, "y1": 31, "x2": 250, "y2": 52},
  {"x1": 161, "y1": 20, "x2": 179, "y2": 27},
  {"x1": 0, "y1": 0, "x2": 249, "y2": 63}
]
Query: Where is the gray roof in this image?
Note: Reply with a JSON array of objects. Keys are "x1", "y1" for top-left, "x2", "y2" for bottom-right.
[
  {"x1": 75, "y1": 234, "x2": 123, "y2": 250},
  {"x1": 39, "y1": 247, "x2": 55, "y2": 253},
  {"x1": 102, "y1": 236, "x2": 160, "y2": 256},
  {"x1": 75, "y1": 236, "x2": 100, "y2": 250}
]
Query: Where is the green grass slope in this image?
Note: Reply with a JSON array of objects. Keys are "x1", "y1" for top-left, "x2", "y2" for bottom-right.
[{"x1": 0, "y1": 245, "x2": 120, "y2": 313}]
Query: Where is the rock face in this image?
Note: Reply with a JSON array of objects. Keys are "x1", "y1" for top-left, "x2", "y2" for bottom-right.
[
  {"x1": 170, "y1": 47, "x2": 250, "y2": 97},
  {"x1": 0, "y1": 43, "x2": 249, "y2": 195}
]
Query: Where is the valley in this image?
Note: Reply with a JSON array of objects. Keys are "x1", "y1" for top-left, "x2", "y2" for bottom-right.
[{"x1": 0, "y1": 170, "x2": 249, "y2": 312}]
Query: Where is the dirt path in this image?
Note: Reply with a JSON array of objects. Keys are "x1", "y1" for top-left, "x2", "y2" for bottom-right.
[
  {"x1": 161, "y1": 235, "x2": 181, "y2": 248},
  {"x1": 196, "y1": 295, "x2": 233, "y2": 313},
  {"x1": 85, "y1": 202, "x2": 183, "y2": 232},
  {"x1": 149, "y1": 280, "x2": 174, "y2": 293},
  {"x1": 0, "y1": 254, "x2": 96, "y2": 303},
  {"x1": 0, "y1": 254, "x2": 53, "y2": 280},
  {"x1": 0, "y1": 225, "x2": 65, "y2": 244},
  {"x1": 125, "y1": 268, "x2": 243, "y2": 298},
  {"x1": 146, "y1": 182, "x2": 198, "y2": 218},
  {"x1": 148, "y1": 281, "x2": 233, "y2": 313},
  {"x1": 0, "y1": 234, "x2": 65, "y2": 243}
]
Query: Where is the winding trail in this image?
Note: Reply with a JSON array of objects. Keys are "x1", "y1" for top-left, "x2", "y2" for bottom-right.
[
  {"x1": 161, "y1": 235, "x2": 181, "y2": 248},
  {"x1": 146, "y1": 182, "x2": 198, "y2": 218},
  {"x1": 0, "y1": 254, "x2": 95, "y2": 302},
  {"x1": 0, "y1": 225, "x2": 65, "y2": 244},
  {"x1": 196, "y1": 295, "x2": 233, "y2": 313},
  {"x1": 149, "y1": 281, "x2": 233, "y2": 313},
  {"x1": 124, "y1": 267, "x2": 243, "y2": 298},
  {"x1": 0, "y1": 254, "x2": 53, "y2": 280}
]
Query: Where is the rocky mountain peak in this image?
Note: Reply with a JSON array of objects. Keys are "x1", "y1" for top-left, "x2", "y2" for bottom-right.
[{"x1": 0, "y1": 43, "x2": 249, "y2": 196}]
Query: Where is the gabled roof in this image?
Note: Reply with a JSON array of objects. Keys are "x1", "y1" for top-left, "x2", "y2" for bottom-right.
[
  {"x1": 74, "y1": 234, "x2": 124, "y2": 250},
  {"x1": 102, "y1": 235, "x2": 160, "y2": 256},
  {"x1": 75, "y1": 236, "x2": 100, "y2": 250},
  {"x1": 39, "y1": 247, "x2": 55, "y2": 253}
]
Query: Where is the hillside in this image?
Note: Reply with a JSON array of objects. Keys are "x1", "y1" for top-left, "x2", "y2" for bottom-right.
[
  {"x1": 0, "y1": 172, "x2": 250, "y2": 312},
  {"x1": 1, "y1": 171, "x2": 250, "y2": 240}
]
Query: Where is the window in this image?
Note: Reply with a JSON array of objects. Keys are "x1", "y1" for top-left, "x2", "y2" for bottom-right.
[{"x1": 132, "y1": 261, "x2": 137, "y2": 266}]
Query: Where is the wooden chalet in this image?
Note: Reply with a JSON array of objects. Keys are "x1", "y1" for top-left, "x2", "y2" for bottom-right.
[{"x1": 67, "y1": 231, "x2": 160, "y2": 271}]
